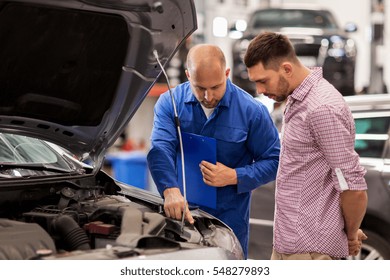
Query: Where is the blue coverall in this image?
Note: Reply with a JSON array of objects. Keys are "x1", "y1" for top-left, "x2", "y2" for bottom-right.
[{"x1": 147, "y1": 79, "x2": 280, "y2": 258}]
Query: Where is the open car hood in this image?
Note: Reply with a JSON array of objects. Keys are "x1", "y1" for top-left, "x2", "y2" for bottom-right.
[{"x1": 0, "y1": 0, "x2": 196, "y2": 170}]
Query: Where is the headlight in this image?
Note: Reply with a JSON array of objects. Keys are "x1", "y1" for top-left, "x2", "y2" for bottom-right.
[
  {"x1": 345, "y1": 39, "x2": 357, "y2": 57},
  {"x1": 330, "y1": 35, "x2": 345, "y2": 48},
  {"x1": 204, "y1": 224, "x2": 244, "y2": 260},
  {"x1": 327, "y1": 36, "x2": 356, "y2": 58}
]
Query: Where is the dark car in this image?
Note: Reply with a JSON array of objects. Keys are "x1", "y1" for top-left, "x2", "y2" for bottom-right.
[
  {"x1": 232, "y1": 6, "x2": 357, "y2": 96},
  {"x1": 0, "y1": 0, "x2": 243, "y2": 260},
  {"x1": 249, "y1": 94, "x2": 390, "y2": 260}
]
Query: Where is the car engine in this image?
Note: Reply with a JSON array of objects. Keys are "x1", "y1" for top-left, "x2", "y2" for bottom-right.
[{"x1": 0, "y1": 176, "x2": 242, "y2": 260}]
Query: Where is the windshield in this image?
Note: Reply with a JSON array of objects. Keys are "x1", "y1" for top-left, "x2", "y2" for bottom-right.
[
  {"x1": 250, "y1": 9, "x2": 338, "y2": 30},
  {"x1": 0, "y1": 133, "x2": 78, "y2": 176}
]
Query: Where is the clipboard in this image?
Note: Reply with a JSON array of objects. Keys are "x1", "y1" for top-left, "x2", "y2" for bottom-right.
[{"x1": 177, "y1": 132, "x2": 217, "y2": 209}]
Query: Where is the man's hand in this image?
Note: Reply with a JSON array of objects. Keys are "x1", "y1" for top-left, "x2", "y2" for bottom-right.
[
  {"x1": 199, "y1": 161, "x2": 237, "y2": 187},
  {"x1": 348, "y1": 229, "x2": 368, "y2": 256},
  {"x1": 163, "y1": 187, "x2": 194, "y2": 224}
]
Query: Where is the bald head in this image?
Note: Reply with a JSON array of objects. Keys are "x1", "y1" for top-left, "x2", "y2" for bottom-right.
[
  {"x1": 186, "y1": 44, "x2": 226, "y2": 77},
  {"x1": 184, "y1": 44, "x2": 230, "y2": 109}
]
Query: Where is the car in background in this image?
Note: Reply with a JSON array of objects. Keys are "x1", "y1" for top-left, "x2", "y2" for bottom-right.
[
  {"x1": 344, "y1": 94, "x2": 390, "y2": 259},
  {"x1": 232, "y1": 6, "x2": 357, "y2": 96},
  {"x1": 249, "y1": 94, "x2": 390, "y2": 260},
  {"x1": 0, "y1": 0, "x2": 243, "y2": 260}
]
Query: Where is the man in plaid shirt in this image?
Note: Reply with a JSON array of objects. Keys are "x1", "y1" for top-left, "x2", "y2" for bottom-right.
[{"x1": 244, "y1": 32, "x2": 368, "y2": 260}]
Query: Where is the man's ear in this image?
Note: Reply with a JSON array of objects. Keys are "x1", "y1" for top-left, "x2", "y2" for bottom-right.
[
  {"x1": 185, "y1": 69, "x2": 190, "y2": 79},
  {"x1": 225, "y1": 68, "x2": 231, "y2": 78},
  {"x1": 281, "y1": 62, "x2": 293, "y2": 77}
]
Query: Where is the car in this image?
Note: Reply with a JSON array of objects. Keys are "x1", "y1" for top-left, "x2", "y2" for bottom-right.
[
  {"x1": 249, "y1": 93, "x2": 390, "y2": 260},
  {"x1": 232, "y1": 6, "x2": 357, "y2": 96},
  {"x1": 0, "y1": 0, "x2": 243, "y2": 260},
  {"x1": 344, "y1": 94, "x2": 390, "y2": 260}
]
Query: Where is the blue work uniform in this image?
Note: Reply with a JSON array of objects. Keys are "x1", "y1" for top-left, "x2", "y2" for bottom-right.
[{"x1": 147, "y1": 79, "x2": 280, "y2": 258}]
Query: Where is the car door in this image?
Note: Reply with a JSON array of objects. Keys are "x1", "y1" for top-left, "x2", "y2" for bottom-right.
[{"x1": 353, "y1": 111, "x2": 390, "y2": 259}]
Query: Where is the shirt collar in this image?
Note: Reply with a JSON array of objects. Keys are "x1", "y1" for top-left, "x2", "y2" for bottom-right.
[
  {"x1": 184, "y1": 79, "x2": 232, "y2": 109},
  {"x1": 289, "y1": 67, "x2": 323, "y2": 102}
]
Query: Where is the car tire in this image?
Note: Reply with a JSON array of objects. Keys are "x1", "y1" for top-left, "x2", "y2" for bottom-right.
[{"x1": 346, "y1": 230, "x2": 390, "y2": 260}]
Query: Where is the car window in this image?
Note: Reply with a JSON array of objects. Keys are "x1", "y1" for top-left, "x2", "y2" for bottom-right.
[
  {"x1": 354, "y1": 117, "x2": 390, "y2": 158},
  {"x1": 0, "y1": 133, "x2": 58, "y2": 163},
  {"x1": 0, "y1": 132, "x2": 79, "y2": 175},
  {"x1": 251, "y1": 9, "x2": 338, "y2": 29}
]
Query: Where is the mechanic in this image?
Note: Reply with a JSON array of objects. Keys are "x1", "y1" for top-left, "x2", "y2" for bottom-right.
[{"x1": 147, "y1": 44, "x2": 280, "y2": 258}]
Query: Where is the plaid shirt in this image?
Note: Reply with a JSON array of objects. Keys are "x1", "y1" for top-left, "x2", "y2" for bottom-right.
[{"x1": 273, "y1": 68, "x2": 367, "y2": 258}]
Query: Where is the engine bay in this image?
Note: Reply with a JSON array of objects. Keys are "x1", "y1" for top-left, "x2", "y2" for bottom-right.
[{"x1": 0, "y1": 175, "x2": 238, "y2": 260}]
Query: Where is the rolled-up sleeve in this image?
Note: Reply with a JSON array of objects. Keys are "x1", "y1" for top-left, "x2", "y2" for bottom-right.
[{"x1": 309, "y1": 105, "x2": 367, "y2": 192}]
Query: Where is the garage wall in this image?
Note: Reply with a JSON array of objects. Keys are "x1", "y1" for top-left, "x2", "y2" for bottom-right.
[{"x1": 125, "y1": 96, "x2": 158, "y2": 151}]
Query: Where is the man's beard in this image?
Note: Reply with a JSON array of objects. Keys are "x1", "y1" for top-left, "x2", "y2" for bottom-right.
[{"x1": 273, "y1": 75, "x2": 290, "y2": 103}]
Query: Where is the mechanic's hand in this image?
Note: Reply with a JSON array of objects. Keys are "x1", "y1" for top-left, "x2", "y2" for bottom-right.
[
  {"x1": 348, "y1": 229, "x2": 368, "y2": 256},
  {"x1": 163, "y1": 187, "x2": 194, "y2": 224},
  {"x1": 199, "y1": 161, "x2": 237, "y2": 187}
]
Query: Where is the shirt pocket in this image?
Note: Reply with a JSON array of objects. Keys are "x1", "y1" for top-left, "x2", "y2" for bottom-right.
[
  {"x1": 213, "y1": 127, "x2": 248, "y2": 161},
  {"x1": 214, "y1": 126, "x2": 248, "y2": 142}
]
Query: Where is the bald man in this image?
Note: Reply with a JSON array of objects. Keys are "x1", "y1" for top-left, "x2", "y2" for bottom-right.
[{"x1": 147, "y1": 44, "x2": 280, "y2": 258}]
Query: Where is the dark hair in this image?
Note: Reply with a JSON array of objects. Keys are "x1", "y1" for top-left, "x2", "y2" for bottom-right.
[{"x1": 244, "y1": 32, "x2": 297, "y2": 70}]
